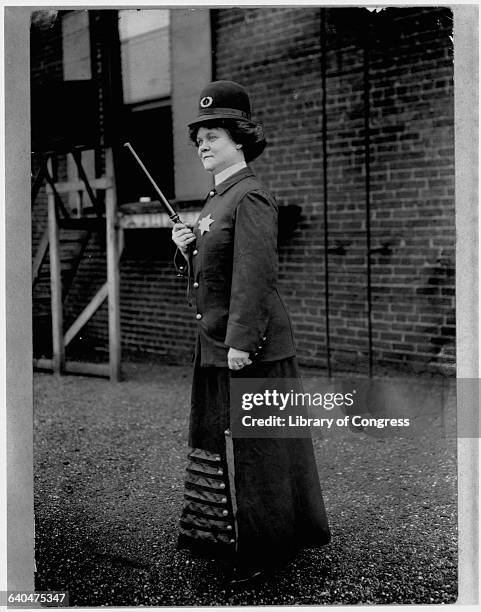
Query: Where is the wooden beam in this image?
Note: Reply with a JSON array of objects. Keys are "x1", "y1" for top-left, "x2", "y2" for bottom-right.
[
  {"x1": 118, "y1": 227, "x2": 125, "y2": 256},
  {"x1": 61, "y1": 230, "x2": 92, "y2": 303},
  {"x1": 32, "y1": 227, "x2": 49, "y2": 285},
  {"x1": 31, "y1": 162, "x2": 45, "y2": 204},
  {"x1": 47, "y1": 171, "x2": 65, "y2": 374},
  {"x1": 105, "y1": 149, "x2": 122, "y2": 382},
  {"x1": 40, "y1": 154, "x2": 70, "y2": 219},
  {"x1": 33, "y1": 359, "x2": 110, "y2": 378},
  {"x1": 64, "y1": 282, "x2": 108, "y2": 347},
  {"x1": 71, "y1": 149, "x2": 104, "y2": 217},
  {"x1": 45, "y1": 177, "x2": 112, "y2": 194}
]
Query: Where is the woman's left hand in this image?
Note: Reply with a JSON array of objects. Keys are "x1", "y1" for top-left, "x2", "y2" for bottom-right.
[{"x1": 228, "y1": 347, "x2": 252, "y2": 370}]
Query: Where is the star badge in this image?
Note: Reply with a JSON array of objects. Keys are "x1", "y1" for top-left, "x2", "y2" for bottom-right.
[{"x1": 198, "y1": 214, "x2": 215, "y2": 235}]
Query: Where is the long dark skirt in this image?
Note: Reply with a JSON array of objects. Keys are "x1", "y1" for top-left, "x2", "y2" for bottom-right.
[{"x1": 177, "y1": 352, "x2": 331, "y2": 568}]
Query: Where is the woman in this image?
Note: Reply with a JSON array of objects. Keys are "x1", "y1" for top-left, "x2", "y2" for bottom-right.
[{"x1": 172, "y1": 80, "x2": 330, "y2": 585}]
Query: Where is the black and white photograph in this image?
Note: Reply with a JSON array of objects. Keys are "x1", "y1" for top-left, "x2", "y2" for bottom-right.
[{"x1": 3, "y1": 1, "x2": 479, "y2": 608}]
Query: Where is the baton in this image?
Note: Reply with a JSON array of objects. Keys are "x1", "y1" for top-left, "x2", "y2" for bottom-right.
[{"x1": 123, "y1": 142, "x2": 182, "y2": 224}]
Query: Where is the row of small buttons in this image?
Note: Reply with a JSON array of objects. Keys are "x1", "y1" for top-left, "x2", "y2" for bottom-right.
[
  {"x1": 192, "y1": 248, "x2": 200, "y2": 317},
  {"x1": 221, "y1": 450, "x2": 234, "y2": 542},
  {"x1": 215, "y1": 464, "x2": 235, "y2": 538},
  {"x1": 253, "y1": 336, "x2": 268, "y2": 357},
  {"x1": 221, "y1": 430, "x2": 234, "y2": 543},
  {"x1": 190, "y1": 451, "x2": 232, "y2": 536},
  {"x1": 194, "y1": 245, "x2": 201, "y2": 317},
  {"x1": 192, "y1": 247, "x2": 199, "y2": 317}
]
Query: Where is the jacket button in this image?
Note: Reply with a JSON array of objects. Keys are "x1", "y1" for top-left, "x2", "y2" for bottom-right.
[
  {"x1": 193, "y1": 249, "x2": 198, "y2": 256},
  {"x1": 224, "y1": 429, "x2": 231, "y2": 435},
  {"x1": 221, "y1": 497, "x2": 227, "y2": 503},
  {"x1": 227, "y1": 525, "x2": 233, "y2": 531},
  {"x1": 209, "y1": 190, "x2": 215, "y2": 197},
  {"x1": 219, "y1": 483, "x2": 226, "y2": 489},
  {"x1": 179, "y1": 266, "x2": 184, "y2": 271},
  {"x1": 193, "y1": 282, "x2": 199, "y2": 288},
  {"x1": 254, "y1": 352, "x2": 259, "y2": 357},
  {"x1": 263, "y1": 336, "x2": 267, "y2": 341},
  {"x1": 258, "y1": 345, "x2": 262, "y2": 349},
  {"x1": 196, "y1": 313, "x2": 202, "y2": 320},
  {"x1": 222, "y1": 509, "x2": 229, "y2": 516},
  {"x1": 218, "y1": 468, "x2": 223, "y2": 475}
]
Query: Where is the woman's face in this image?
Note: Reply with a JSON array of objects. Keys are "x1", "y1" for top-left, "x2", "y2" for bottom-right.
[{"x1": 196, "y1": 126, "x2": 244, "y2": 175}]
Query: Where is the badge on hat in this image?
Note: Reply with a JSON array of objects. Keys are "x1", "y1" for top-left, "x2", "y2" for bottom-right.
[{"x1": 200, "y1": 96, "x2": 213, "y2": 108}]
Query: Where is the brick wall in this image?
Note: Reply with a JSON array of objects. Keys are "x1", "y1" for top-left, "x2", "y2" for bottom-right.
[
  {"x1": 212, "y1": 6, "x2": 454, "y2": 374},
  {"x1": 365, "y1": 9, "x2": 454, "y2": 372},
  {"x1": 31, "y1": 7, "x2": 455, "y2": 374}
]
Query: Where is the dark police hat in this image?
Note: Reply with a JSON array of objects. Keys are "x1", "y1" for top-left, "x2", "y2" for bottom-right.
[{"x1": 188, "y1": 80, "x2": 251, "y2": 127}]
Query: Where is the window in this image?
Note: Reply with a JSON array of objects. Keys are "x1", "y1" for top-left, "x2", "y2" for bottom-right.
[
  {"x1": 119, "y1": 9, "x2": 170, "y2": 104},
  {"x1": 117, "y1": 9, "x2": 174, "y2": 202}
]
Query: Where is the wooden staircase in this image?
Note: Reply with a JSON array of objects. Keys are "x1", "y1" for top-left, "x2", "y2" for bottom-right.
[
  {"x1": 31, "y1": 147, "x2": 122, "y2": 380},
  {"x1": 33, "y1": 228, "x2": 92, "y2": 354}
]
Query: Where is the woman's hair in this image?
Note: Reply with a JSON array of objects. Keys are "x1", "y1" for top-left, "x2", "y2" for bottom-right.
[{"x1": 189, "y1": 119, "x2": 267, "y2": 163}]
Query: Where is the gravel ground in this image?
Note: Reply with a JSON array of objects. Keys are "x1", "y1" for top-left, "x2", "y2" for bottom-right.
[{"x1": 33, "y1": 363, "x2": 457, "y2": 606}]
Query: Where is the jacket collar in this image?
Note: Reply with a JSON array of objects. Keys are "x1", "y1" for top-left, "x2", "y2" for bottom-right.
[
  {"x1": 209, "y1": 166, "x2": 255, "y2": 197},
  {"x1": 214, "y1": 160, "x2": 247, "y2": 186}
]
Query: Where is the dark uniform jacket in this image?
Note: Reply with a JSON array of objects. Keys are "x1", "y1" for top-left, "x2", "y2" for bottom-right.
[{"x1": 176, "y1": 166, "x2": 296, "y2": 367}]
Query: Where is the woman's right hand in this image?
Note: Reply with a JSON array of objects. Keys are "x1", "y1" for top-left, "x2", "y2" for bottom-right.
[{"x1": 172, "y1": 223, "x2": 196, "y2": 253}]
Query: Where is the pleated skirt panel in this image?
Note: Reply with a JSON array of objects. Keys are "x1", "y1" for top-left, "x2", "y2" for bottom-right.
[{"x1": 177, "y1": 353, "x2": 331, "y2": 567}]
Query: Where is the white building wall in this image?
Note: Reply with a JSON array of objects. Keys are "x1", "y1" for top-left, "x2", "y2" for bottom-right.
[{"x1": 171, "y1": 9, "x2": 212, "y2": 201}]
